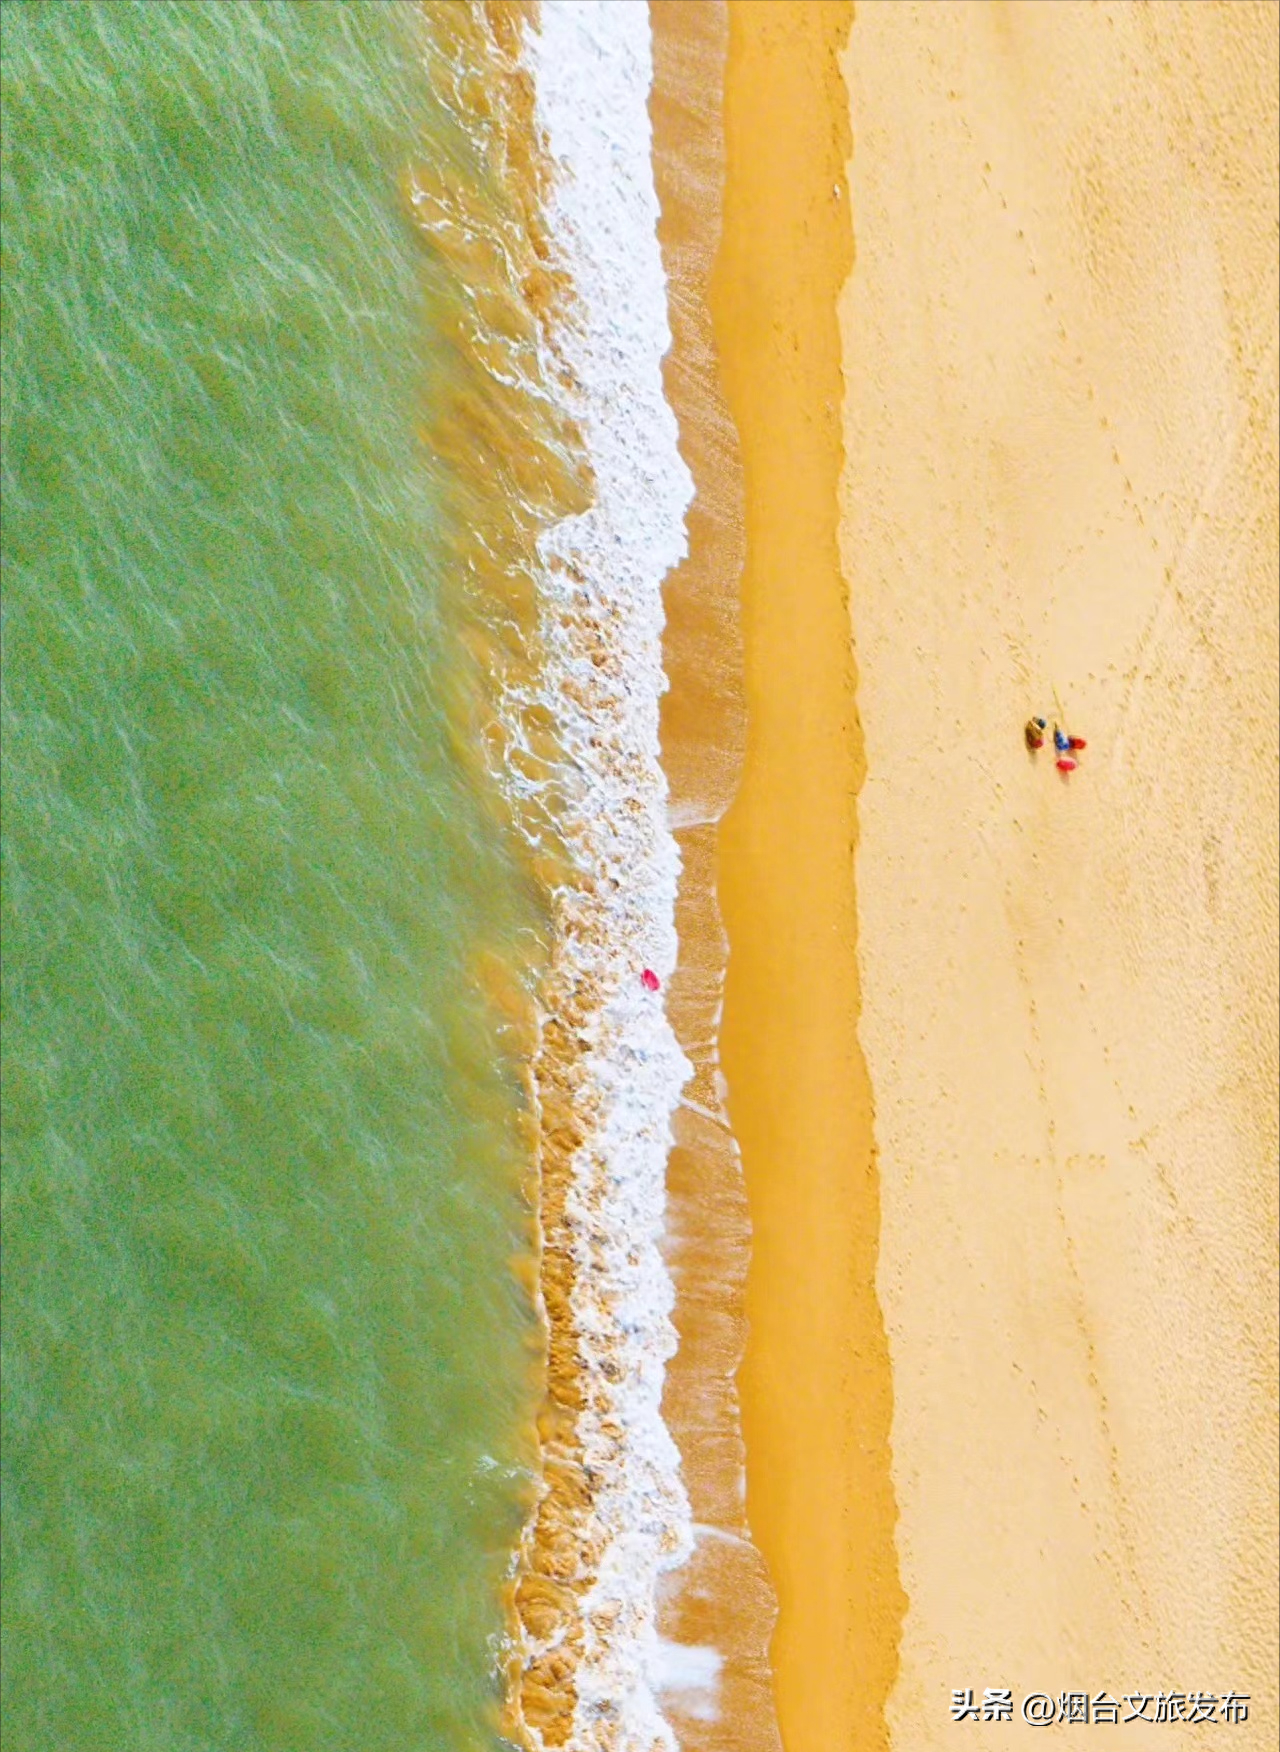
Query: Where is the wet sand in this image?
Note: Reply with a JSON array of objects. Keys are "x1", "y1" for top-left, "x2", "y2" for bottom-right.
[
  {"x1": 714, "y1": 5, "x2": 906, "y2": 1751},
  {"x1": 649, "y1": 4, "x2": 782, "y2": 1748},
  {"x1": 841, "y1": 2, "x2": 1279, "y2": 1746}
]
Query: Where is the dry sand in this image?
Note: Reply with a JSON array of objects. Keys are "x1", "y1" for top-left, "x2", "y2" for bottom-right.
[{"x1": 840, "y1": 2, "x2": 1279, "y2": 1747}]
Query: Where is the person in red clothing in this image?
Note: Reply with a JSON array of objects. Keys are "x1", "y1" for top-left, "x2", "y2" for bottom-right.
[{"x1": 1053, "y1": 724, "x2": 1087, "y2": 772}]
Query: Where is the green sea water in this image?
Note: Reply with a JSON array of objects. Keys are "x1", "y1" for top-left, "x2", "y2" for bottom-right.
[{"x1": 1, "y1": 4, "x2": 545, "y2": 1748}]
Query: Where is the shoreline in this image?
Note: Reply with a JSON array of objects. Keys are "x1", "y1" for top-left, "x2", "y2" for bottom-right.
[
  {"x1": 501, "y1": 8, "x2": 699, "y2": 1747},
  {"x1": 647, "y1": 4, "x2": 783, "y2": 1749},
  {"x1": 712, "y1": 5, "x2": 906, "y2": 1750}
]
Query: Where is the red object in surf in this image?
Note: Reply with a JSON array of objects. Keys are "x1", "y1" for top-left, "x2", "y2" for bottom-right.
[
  {"x1": 1056, "y1": 757, "x2": 1077, "y2": 773},
  {"x1": 641, "y1": 968, "x2": 660, "y2": 992}
]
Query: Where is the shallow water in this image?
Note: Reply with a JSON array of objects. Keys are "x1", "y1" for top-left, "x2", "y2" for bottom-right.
[{"x1": 1, "y1": 5, "x2": 549, "y2": 1748}]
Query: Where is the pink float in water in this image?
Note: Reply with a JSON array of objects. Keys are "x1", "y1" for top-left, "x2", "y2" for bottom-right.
[{"x1": 641, "y1": 968, "x2": 660, "y2": 992}]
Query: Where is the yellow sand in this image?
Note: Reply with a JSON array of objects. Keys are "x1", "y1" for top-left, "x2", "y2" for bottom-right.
[
  {"x1": 715, "y1": 6, "x2": 904, "y2": 1751},
  {"x1": 840, "y1": 3, "x2": 1279, "y2": 1747}
]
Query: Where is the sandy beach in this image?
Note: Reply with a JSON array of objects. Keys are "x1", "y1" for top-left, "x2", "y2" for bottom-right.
[
  {"x1": 713, "y1": 5, "x2": 904, "y2": 1751},
  {"x1": 595, "y1": 3, "x2": 1276, "y2": 1748},
  {"x1": 841, "y1": 2, "x2": 1279, "y2": 1747},
  {"x1": 694, "y1": 1, "x2": 1276, "y2": 1749}
]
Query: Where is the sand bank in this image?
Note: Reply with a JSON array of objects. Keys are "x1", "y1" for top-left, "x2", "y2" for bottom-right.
[
  {"x1": 841, "y1": 2, "x2": 1278, "y2": 1746},
  {"x1": 713, "y1": 5, "x2": 906, "y2": 1751}
]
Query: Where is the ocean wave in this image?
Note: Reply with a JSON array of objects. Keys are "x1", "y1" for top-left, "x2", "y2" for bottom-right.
[{"x1": 505, "y1": 5, "x2": 701, "y2": 1748}]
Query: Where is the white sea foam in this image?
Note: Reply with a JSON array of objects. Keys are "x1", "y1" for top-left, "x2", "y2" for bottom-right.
[
  {"x1": 652, "y1": 1639, "x2": 723, "y2": 1722},
  {"x1": 516, "y1": 5, "x2": 709, "y2": 1748}
]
